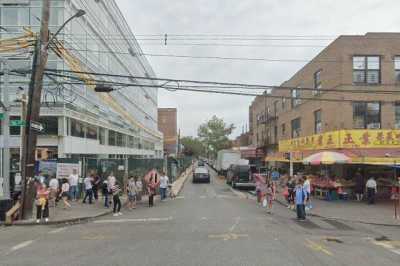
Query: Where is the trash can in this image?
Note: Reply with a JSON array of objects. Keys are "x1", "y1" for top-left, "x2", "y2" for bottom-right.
[{"x1": 0, "y1": 199, "x2": 13, "y2": 221}]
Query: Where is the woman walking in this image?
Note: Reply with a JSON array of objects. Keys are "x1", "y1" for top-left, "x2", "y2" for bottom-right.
[
  {"x1": 112, "y1": 182, "x2": 122, "y2": 217},
  {"x1": 35, "y1": 183, "x2": 50, "y2": 223},
  {"x1": 127, "y1": 176, "x2": 137, "y2": 210},
  {"x1": 265, "y1": 182, "x2": 274, "y2": 214},
  {"x1": 148, "y1": 176, "x2": 157, "y2": 207},
  {"x1": 61, "y1": 179, "x2": 72, "y2": 209}
]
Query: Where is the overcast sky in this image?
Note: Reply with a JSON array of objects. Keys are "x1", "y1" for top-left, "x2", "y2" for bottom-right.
[{"x1": 116, "y1": 0, "x2": 399, "y2": 138}]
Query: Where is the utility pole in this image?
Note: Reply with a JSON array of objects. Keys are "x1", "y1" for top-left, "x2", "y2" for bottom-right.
[
  {"x1": 20, "y1": 0, "x2": 50, "y2": 219},
  {"x1": 0, "y1": 58, "x2": 10, "y2": 200}
]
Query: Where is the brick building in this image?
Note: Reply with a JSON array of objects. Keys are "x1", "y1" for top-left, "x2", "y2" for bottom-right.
[
  {"x1": 250, "y1": 32, "x2": 400, "y2": 164},
  {"x1": 158, "y1": 108, "x2": 178, "y2": 156}
]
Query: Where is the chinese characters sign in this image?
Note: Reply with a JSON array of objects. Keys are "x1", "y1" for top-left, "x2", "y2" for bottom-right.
[{"x1": 279, "y1": 130, "x2": 400, "y2": 152}]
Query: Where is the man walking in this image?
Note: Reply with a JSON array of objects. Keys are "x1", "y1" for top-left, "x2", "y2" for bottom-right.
[
  {"x1": 295, "y1": 179, "x2": 307, "y2": 220},
  {"x1": 82, "y1": 174, "x2": 93, "y2": 204},
  {"x1": 366, "y1": 177, "x2": 377, "y2": 205},
  {"x1": 68, "y1": 169, "x2": 79, "y2": 201},
  {"x1": 159, "y1": 171, "x2": 169, "y2": 201},
  {"x1": 271, "y1": 168, "x2": 280, "y2": 198}
]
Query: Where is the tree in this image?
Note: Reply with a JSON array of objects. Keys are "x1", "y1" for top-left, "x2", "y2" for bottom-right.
[
  {"x1": 181, "y1": 136, "x2": 205, "y2": 157},
  {"x1": 198, "y1": 115, "x2": 235, "y2": 158}
]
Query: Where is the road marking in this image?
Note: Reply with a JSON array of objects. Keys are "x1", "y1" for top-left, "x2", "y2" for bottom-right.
[
  {"x1": 93, "y1": 216, "x2": 173, "y2": 224},
  {"x1": 372, "y1": 240, "x2": 400, "y2": 256},
  {"x1": 305, "y1": 239, "x2": 333, "y2": 256},
  {"x1": 199, "y1": 195, "x2": 206, "y2": 199},
  {"x1": 208, "y1": 233, "x2": 248, "y2": 241},
  {"x1": 10, "y1": 240, "x2": 34, "y2": 252},
  {"x1": 229, "y1": 217, "x2": 241, "y2": 232},
  {"x1": 175, "y1": 196, "x2": 185, "y2": 199},
  {"x1": 48, "y1": 227, "x2": 67, "y2": 234},
  {"x1": 201, "y1": 217, "x2": 208, "y2": 220}
]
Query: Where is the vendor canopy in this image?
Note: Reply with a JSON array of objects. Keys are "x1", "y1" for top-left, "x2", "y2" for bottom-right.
[
  {"x1": 279, "y1": 129, "x2": 400, "y2": 152},
  {"x1": 303, "y1": 151, "x2": 351, "y2": 165}
]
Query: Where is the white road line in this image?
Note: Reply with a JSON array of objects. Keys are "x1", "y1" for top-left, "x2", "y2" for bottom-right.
[
  {"x1": 175, "y1": 196, "x2": 185, "y2": 199},
  {"x1": 93, "y1": 216, "x2": 173, "y2": 224},
  {"x1": 10, "y1": 240, "x2": 34, "y2": 252},
  {"x1": 48, "y1": 227, "x2": 67, "y2": 234}
]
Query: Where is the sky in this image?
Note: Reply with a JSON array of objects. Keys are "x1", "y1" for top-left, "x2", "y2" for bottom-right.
[{"x1": 116, "y1": 0, "x2": 400, "y2": 138}]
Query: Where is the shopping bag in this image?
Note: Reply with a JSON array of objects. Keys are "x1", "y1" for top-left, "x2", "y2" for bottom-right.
[{"x1": 262, "y1": 198, "x2": 268, "y2": 208}]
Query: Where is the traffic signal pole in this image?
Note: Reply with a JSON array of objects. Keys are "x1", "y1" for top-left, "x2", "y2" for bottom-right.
[
  {"x1": 0, "y1": 58, "x2": 10, "y2": 200},
  {"x1": 20, "y1": 0, "x2": 50, "y2": 219}
]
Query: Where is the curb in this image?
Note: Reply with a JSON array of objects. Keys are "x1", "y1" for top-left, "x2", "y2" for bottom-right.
[
  {"x1": 274, "y1": 197, "x2": 400, "y2": 227},
  {"x1": 171, "y1": 166, "x2": 193, "y2": 196}
]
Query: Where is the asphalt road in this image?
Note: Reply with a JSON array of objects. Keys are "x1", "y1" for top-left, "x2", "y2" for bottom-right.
[{"x1": 1, "y1": 166, "x2": 400, "y2": 266}]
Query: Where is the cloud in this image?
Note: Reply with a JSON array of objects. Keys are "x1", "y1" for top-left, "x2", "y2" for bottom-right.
[{"x1": 116, "y1": 0, "x2": 400, "y2": 137}]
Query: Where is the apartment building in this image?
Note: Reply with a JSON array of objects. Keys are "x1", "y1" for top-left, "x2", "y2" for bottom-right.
[
  {"x1": 0, "y1": 0, "x2": 163, "y2": 163},
  {"x1": 250, "y1": 32, "x2": 400, "y2": 163}
]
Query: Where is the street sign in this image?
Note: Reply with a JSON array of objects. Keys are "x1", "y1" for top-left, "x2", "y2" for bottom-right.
[
  {"x1": 0, "y1": 113, "x2": 4, "y2": 120},
  {"x1": 10, "y1": 120, "x2": 26, "y2": 127},
  {"x1": 30, "y1": 121, "x2": 44, "y2": 132}
]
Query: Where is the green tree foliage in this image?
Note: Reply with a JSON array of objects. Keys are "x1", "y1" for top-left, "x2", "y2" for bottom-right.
[
  {"x1": 198, "y1": 115, "x2": 235, "y2": 158},
  {"x1": 181, "y1": 136, "x2": 205, "y2": 157}
]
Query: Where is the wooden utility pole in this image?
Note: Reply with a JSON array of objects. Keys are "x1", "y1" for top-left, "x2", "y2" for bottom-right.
[{"x1": 20, "y1": 0, "x2": 50, "y2": 219}]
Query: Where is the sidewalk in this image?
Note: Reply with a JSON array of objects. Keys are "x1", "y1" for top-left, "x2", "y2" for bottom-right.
[{"x1": 275, "y1": 193, "x2": 400, "y2": 226}]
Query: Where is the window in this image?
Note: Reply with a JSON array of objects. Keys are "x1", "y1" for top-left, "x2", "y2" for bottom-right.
[
  {"x1": 10, "y1": 116, "x2": 21, "y2": 136},
  {"x1": 291, "y1": 89, "x2": 301, "y2": 107},
  {"x1": 291, "y1": 118, "x2": 301, "y2": 138},
  {"x1": 128, "y1": 136, "x2": 135, "y2": 148},
  {"x1": 395, "y1": 56, "x2": 400, "y2": 82},
  {"x1": 353, "y1": 102, "x2": 381, "y2": 129},
  {"x1": 274, "y1": 126, "x2": 278, "y2": 143},
  {"x1": 86, "y1": 125, "x2": 98, "y2": 140},
  {"x1": 395, "y1": 102, "x2": 400, "y2": 129},
  {"x1": 353, "y1": 56, "x2": 380, "y2": 84},
  {"x1": 109, "y1": 130, "x2": 116, "y2": 146},
  {"x1": 99, "y1": 128, "x2": 106, "y2": 145},
  {"x1": 39, "y1": 116, "x2": 58, "y2": 136},
  {"x1": 116, "y1": 132, "x2": 124, "y2": 147},
  {"x1": 281, "y1": 123, "x2": 286, "y2": 136},
  {"x1": 313, "y1": 70, "x2": 322, "y2": 95},
  {"x1": 281, "y1": 98, "x2": 286, "y2": 110},
  {"x1": 273, "y1": 101, "x2": 278, "y2": 116},
  {"x1": 71, "y1": 119, "x2": 85, "y2": 138},
  {"x1": 314, "y1": 110, "x2": 322, "y2": 134}
]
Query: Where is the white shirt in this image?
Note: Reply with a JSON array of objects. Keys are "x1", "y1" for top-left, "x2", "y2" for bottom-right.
[
  {"x1": 84, "y1": 177, "x2": 93, "y2": 190},
  {"x1": 69, "y1": 174, "x2": 79, "y2": 187},
  {"x1": 107, "y1": 176, "x2": 116, "y2": 190},
  {"x1": 160, "y1": 175, "x2": 169, "y2": 189},
  {"x1": 49, "y1": 178, "x2": 59, "y2": 190},
  {"x1": 61, "y1": 183, "x2": 70, "y2": 193},
  {"x1": 303, "y1": 179, "x2": 311, "y2": 193},
  {"x1": 366, "y1": 179, "x2": 377, "y2": 189}
]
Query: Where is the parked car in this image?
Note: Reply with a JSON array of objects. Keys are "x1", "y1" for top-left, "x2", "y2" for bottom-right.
[
  {"x1": 197, "y1": 160, "x2": 205, "y2": 167},
  {"x1": 192, "y1": 167, "x2": 211, "y2": 183},
  {"x1": 226, "y1": 164, "x2": 255, "y2": 189}
]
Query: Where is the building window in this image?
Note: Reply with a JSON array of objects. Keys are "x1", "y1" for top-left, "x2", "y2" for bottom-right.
[
  {"x1": 291, "y1": 118, "x2": 301, "y2": 138},
  {"x1": 352, "y1": 56, "x2": 380, "y2": 84},
  {"x1": 353, "y1": 102, "x2": 381, "y2": 129},
  {"x1": 39, "y1": 116, "x2": 58, "y2": 136},
  {"x1": 395, "y1": 102, "x2": 400, "y2": 129},
  {"x1": 274, "y1": 126, "x2": 278, "y2": 143},
  {"x1": 86, "y1": 124, "x2": 98, "y2": 140},
  {"x1": 291, "y1": 89, "x2": 301, "y2": 107},
  {"x1": 128, "y1": 136, "x2": 135, "y2": 148},
  {"x1": 281, "y1": 123, "x2": 286, "y2": 136},
  {"x1": 282, "y1": 98, "x2": 286, "y2": 110},
  {"x1": 99, "y1": 128, "x2": 106, "y2": 145},
  {"x1": 314, "y1": 110, "x2": 322, "y2": 134},
  {"x1": 313, "y1": 70, "x2": 322, "y2": 95},
  {"x1": 109, "y1": 130, "x2": 116, "y2": 146},
  {"x1": 10, "y1": 116, "x2": 21, "y2": 136},
  {"x1": 395, "y1": 56, "x2": 400, "y2": 83},
  {"x1": 273, "y1": 101, "x2": 278, "y2": 116},
  {"x1": 71, "y1": 119, "x2": 85, "y2": 138}
]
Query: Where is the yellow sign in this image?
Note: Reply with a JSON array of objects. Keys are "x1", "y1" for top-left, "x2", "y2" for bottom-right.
[{"x1": 279, "y1": 130, "x2": 400, "y2": 152}]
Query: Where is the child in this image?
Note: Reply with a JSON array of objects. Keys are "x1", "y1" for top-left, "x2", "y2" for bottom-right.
[
  {"x1": 112, "y1": 182, "x2": 122, "y2": 216},
  {"x1": 36, "y1": 183, "x2": 50, "y2": 223},
  {"x1": 266, "y1": 182, "x2": 274, "y2": 214}
]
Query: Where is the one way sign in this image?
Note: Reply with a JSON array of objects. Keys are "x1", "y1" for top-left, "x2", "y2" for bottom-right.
[{"x1": 30, "y1": 121, "x2": 44, "y2": 132}]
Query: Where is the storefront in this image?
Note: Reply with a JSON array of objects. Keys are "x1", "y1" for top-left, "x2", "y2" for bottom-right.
[{"x1": 268, "y1": 129, "x2": 400, "y2": 200}]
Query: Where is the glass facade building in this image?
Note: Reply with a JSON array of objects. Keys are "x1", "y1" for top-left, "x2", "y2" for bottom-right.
[{"x1": 0, "y1": 0, "x2": 163, "y2": 160}]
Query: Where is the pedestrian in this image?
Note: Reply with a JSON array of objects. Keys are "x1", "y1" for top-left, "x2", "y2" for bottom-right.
[
  {"x1": 102, "y1": 179, "x2": 110, "y2": 208},
  {"x1": 82, "y1": 174, "x2": 93, "y2": 204},
  {"x1": 303, "y1": 176, "x2": 312, "y2": 210},
  {"x1": 60, "y1": 178, "x2": 71, "y2": 209},
  {"x1": 37, "y1": 171, "x2": 47, "y2": 185},
  {"x1": 148, "y1": 176, "x2": 156, "y2": 207},
  {"x1": 287, "y1": 176, "x2": 296, "y2": 210},
  {"x1": 111, "y1": 182, "x2": 122, "y2": 216},
  {"x1": 354, "y1": 170, "x2": 364, "y2": 201},
  {"x1": 271, "y1": 168, "x2": 280, "y2": 197},
  {"x1": 265, "y1": 182, "x2": 274, "y2": 214},
  {"x1": 366, "y1": 176, "x2": 378, "y2": 205},
  {"x1": 127, "y1": 176, "x2": 137, "y2": 210},
  {"x1": 159, "y1": 171, "x2": 169, "y2": 201},
  {"x1": 92, "y1": 172, "x2": 100, "y2": 201},
  {"x1": 68, "y1": 169, "x2": 79, "y2": 201},
  {"x1": 135, "y1": 176, "x2": 143, "y2": 202},
  {"x1": 35, "y1": 183, "x2": 50, "y2": 223},
  {"x1": 107, "y1": 172, "x2": 116, "y2": 206},
  {"x1": 48, "y1": 175, "x2": 59, "y2": 206},
  {"x1": 295, "y1": 179, "x2": 307, "y2": 220}
]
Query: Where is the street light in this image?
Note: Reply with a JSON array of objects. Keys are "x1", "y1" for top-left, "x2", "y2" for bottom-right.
[
  {"x1": 46, "y1": 9, "x2": 86, "y2": 49},
  {"x1": 94, "y1": 84, "x2": 114, "y2": 93}
]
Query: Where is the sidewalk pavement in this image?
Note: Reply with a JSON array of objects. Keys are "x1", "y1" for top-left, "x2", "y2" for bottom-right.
[
  {"x1": 5, "y1": 165, "x2": 193, "y2": 226},
  {"x1": 274, "y1": 192, "x2": 400, "y2": 227}
]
